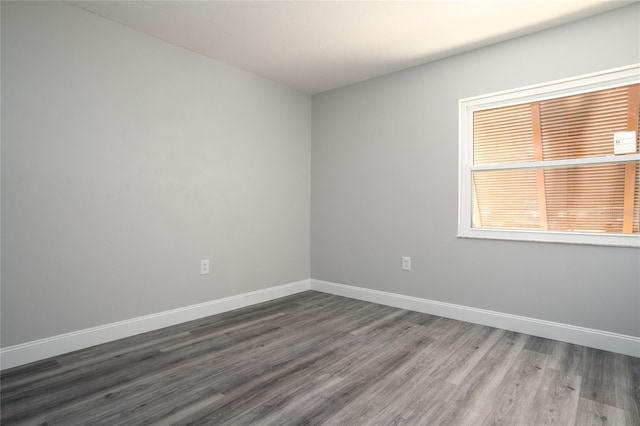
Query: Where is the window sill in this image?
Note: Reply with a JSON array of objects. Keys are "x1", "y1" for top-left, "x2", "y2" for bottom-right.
[{"x1": 457, "y1": 228, "x2": 640, "y2": 248}]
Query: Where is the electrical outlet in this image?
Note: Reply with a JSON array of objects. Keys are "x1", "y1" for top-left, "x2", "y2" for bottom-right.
[
  {"x1": 401, "y1": 256, "x2": 411, "y2": 271},
  {"x1": 200, "y1": 259, "x2": 210, "y2": 275}
]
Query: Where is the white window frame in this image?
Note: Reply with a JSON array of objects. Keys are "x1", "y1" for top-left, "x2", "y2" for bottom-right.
[{"x1": 458, "y1": 64, "x2": 640, "y2": 248}]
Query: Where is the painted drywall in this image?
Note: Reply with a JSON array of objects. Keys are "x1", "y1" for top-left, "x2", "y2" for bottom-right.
[
  {"x1": 311, "y1": 4, "x2": 640, "y2": 337},
  {"x1": 1, "y1": 1, "x2": 310, "y2": 347}
]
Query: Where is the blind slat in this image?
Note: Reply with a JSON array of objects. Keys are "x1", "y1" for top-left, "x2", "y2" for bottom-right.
[{"x1": 472, "y1": 84, "x2": 639, "y2": 234}]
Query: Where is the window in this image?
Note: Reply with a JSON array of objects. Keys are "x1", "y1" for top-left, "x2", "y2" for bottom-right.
[{"x1": 459, "y1": 65, "x2": 640, "y2": 247}]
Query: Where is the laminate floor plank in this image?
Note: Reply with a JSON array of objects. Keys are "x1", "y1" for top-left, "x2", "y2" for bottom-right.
[
  {"x1": 348, "y1": 313, "x2": 436, "y2": 355},
  {"x1": 479, "y1": 348, "x2": 550, "y2": 425},
  {"x1": 177, "y1": 336, "x2": 364, "y2": 424},
  {"x1": 124, "y1": 322, "x2": 289, "y2": 381},
  {"x1": 427, "y1": 325, "x2": 502, "y2": 385},
  {"x1": 186, "y1": 301, "x2": 298, "y2": 338},
  {"x1": 580, "y1": 347, "x2": 640, "y2": 425},
  {"x1": 283, "y1": 301, "x2": 399, "y2": 335},
  {"x1": 190, "y1": 315, "x2": 429, "y2": 424},
  {"x1": 1, "y1": 291, "x2": 638, "y2": 425},
  {"x1": 1, "y1": 346, "x2": 156, "y2": 398},
  {"x1": 393, "y1": 320, "x2": 488, "y2": 382},
  {"x1": 320, "y1": 345, "x2": 446, "y2": 425},
  {"x1": 524, "y1": 335, "x2": 558, "y2": 355},
  {"x1": 3, "y1": 416, "x2": 48, "y2": 426},
  {"x1": 46, "y1": 371, "x2": 222, "y2": 426},
  {"x1": 160, "y1": 312, "x2": 287, "y2": 353},
  {"x1": 615, "y1": 355, "x2": 640, "y2": 425},
  {"x1": 575, "y1": 397, "x2": 627, "y2": 425},
  {"x1": 265, "y1": 343, "x2": 431, "y2": 426},
  {"x1": 348, "y1": 309, "x2": 411, "y2": 336},
  {"x1": 0, "y1": 359, "x2": 61, "y2": 384},
  {"x1": 1, "y1": 368, "x2": 131, "y2": 425},
  {"x1": 530, "y1": 342, "x2": 583, "y2": 425},
  {"x1": 198, "y1": 370, "x2": 344, "y2": 425},
  {"x1": 47, "y1": 321, "x2": 307, "y2": 424},
  {"x1": 352, "y1": 374, "x2": 457, "y2": 426},
  {"x1": 208, "y1": 329, "x2": 361, "y2": 394},
  {"x1": 410, "y1": 315, "x2": 460, "y2": 341},
  {"x1": 155, "y1": 392, "x2": 227, "y2": 425},
  {"x1": 42, "y1": 336, "x2": 248, "y2": 424},
  {"x1": 432, "y1": 331, "x2": 530, "y2": 425},
  {"x1": 530, "y1": 368, "x2": 582, "y2": 426},
  {"x1": 401, "y1": 310, "x2": 441, "y2": 327},
  {"x1": 228, "y1": 320, "x2": 426, "y2": 424}
]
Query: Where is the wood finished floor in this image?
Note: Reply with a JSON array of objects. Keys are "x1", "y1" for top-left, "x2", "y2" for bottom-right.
[{"x1": 1, "y1": 291, "x2": 639, "y2": 426}]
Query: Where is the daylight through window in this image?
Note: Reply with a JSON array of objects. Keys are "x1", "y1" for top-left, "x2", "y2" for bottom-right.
[{"x1": 459, "y1": 65, "x2": 640, "y2": 247}]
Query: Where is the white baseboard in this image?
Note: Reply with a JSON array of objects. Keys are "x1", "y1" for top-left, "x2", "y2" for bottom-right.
[
  {"x1": 0, "y1": 279, "x2": 311, "y2": 370},
  {"x1": 3, "y1": 277, "x2": 637, "y2": 370},
  {"x1": 310, "y1": 279, "x2": 640, "y2": 358}
]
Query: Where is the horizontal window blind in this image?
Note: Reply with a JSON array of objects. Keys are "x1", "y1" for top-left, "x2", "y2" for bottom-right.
[
  {"x1": 472, "y1": 169, "x2": 539, "y2": 229},
  {"x1": 544, "y1": 164, "x2": 628, "y2": 233},
  {"x1": 539, "y1": 86, "x2": 630, "y2": 161},
  {"x1": 471, "y1": 83, "x2": 639, "y2": 235},
  {"x1": 474, "y1": 104, "x2": 534, "y2": 165}
]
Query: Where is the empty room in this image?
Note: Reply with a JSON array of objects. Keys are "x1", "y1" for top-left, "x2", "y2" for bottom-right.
[{"x1": 1, "y1": 1, "x2": 639, "y2": 425}]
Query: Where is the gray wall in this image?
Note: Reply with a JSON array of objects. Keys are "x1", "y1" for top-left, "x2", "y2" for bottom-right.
[
  {"x1": 1, "y1": 2, "x2": 310, "y2": 347},
  {"x1": 3, "y1": 1, "x2": 639, "y2": 350},
  {"x1": 312, "y1": 4, "x2": 640, "y2": 337}
]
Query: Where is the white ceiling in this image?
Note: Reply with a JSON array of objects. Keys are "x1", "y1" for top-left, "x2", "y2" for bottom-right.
[{"x1": 71, "y1": 1, "x2": 634, "y2": 94}]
